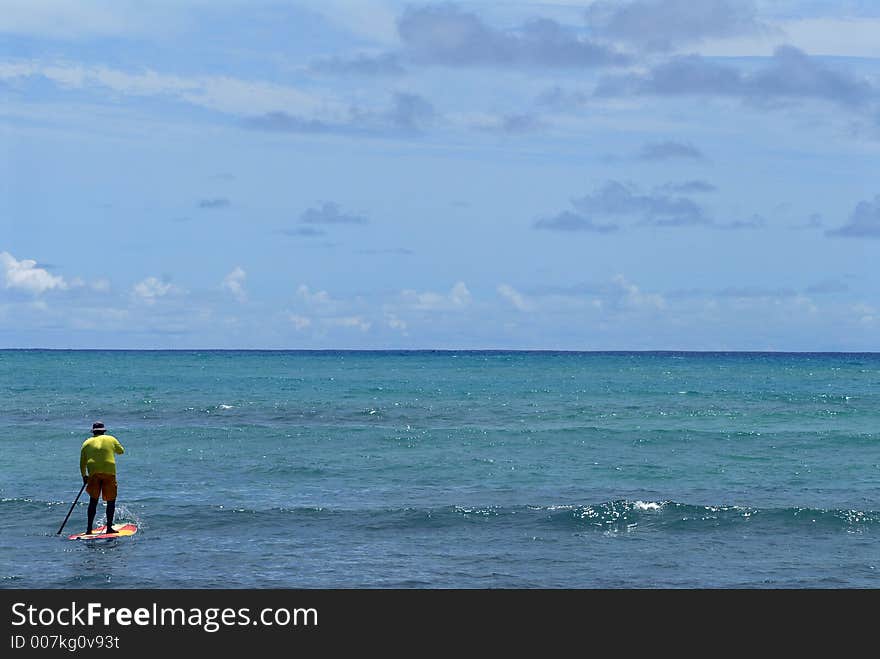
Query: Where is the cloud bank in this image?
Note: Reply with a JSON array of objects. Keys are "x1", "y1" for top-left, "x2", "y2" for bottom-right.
[{"x1": 0, "y1": 251, "x2": 68, "y2": 294}]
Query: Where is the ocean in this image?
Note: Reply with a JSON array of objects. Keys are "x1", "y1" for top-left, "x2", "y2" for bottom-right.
[{"x1": 1, "y1": 350, "x2": 877, "y2": 588}]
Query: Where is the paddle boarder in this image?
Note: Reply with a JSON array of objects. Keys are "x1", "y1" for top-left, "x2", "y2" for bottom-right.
[{"x1": 80, "y1": 421, "x2": 125, "y2": 535}]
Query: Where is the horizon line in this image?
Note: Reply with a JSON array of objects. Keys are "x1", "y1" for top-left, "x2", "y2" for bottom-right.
[{"x1": 1, "y1": 348, "x2": 878, "y2": 355}]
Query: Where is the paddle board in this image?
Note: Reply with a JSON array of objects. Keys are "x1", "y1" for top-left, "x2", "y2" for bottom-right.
[{"x1": 67, "y1": 523, "x2": 138, "y2": 540}]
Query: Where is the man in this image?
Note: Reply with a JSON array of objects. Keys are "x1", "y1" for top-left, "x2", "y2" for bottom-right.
[{"x1": 80, "y1": 421, "x2": 125, "y2": 534}]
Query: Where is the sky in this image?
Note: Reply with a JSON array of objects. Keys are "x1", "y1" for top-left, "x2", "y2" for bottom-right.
[{"x1": 1, "y1": 0, "x2": 878, "y2": 350}]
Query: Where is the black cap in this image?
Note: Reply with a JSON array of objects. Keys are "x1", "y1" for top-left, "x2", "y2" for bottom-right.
[{"x1": 92, "y1": 421, "x2": 106, "y2": 432}]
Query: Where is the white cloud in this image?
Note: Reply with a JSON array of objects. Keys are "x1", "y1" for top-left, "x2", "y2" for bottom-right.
[
  {"x1": 301, "y1": 0, "x2": 399, "y2": 45},
  {"x1": 296, "y1": 284, "x2": 333, "y2": 306},
  {"x1": 497, "y1": 284, "x2": 534, "y2": 312},
  {"x1": 222, "y1": 266, "x2": 247, "y2": 303},
  {"x1": 793, "y1": 294, "x2": 818, "y2": 314},
  {"x1": 0, "y1": 0, "x2": 401, "y2": 45},
  {"x1": 132, "y1": 276, "x2": 180, "y2": 304},
  {"x1": 494, "y1": 277, "x2": 665, "y2": 315},
  {"x1": 69, "y1": 308, "x2": 130, "y2": 330},
  {"x1": 0, "y1": 61, "x2": 330, "y2": 117},
  {"x1": 401, "y1": 281, "x2": 472, "y2": 311},
  {"x1": 385, "y1": 314, "x2": 408, "y2": 332},
  {"x1": 611, "y1": 274, "x2": 666, "y2": 310},
  {"x1": 449, "y1": 282, "x2": 471, "y2": 306},
  {"x1": 696, "y1": 18, "x2": 880, "y2": 58},
  {"x1": 0, "y1": 251, "x2": 68, "y2": 294},
  {"x1": 853, "y1": 303, "x2": 875, "y2": 324},
  {"x1": 326, "y1": 316, "x2": 372, "y2": 331},
  {"x1": 780, "y1": 18, "x2": 880, "y2": 58},
  {"x1": 0, "y1": 1, "x2": 147, "y2": 39},
  {"x1": 288, "y1": 314, "x2": 312, "y2": 330},
  {"x1": 69, "y1": 276, "x2": 111, "y2": 292},
  {"x1": 291, "y1": 285, "x2": 367, "y2": 330}
]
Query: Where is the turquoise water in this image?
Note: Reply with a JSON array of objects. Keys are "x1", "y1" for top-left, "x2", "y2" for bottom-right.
[{"x1": 1, "y1": 350, "x2": 878, "y2": 588}]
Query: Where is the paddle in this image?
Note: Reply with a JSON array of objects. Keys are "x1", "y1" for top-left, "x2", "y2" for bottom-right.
[{"x1": 56, "y1": 480, "x2": 87, "y2": 535}]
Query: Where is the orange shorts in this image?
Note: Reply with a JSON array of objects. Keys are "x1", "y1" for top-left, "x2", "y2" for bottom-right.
[{"x1": 85, "y1": 472, "x2": 118, "y2": 501}]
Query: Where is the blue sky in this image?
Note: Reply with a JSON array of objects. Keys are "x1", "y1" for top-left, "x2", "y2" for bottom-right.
[{"x1": 1, "y1": 0, "x2": 878, "y2": 350}]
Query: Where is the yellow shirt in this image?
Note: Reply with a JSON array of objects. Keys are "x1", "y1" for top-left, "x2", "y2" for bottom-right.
[{"x1": 80, "y1": 434, "x2": 125, "y2": 476}]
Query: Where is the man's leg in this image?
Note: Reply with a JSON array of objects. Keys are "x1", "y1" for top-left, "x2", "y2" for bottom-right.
[
  {"x1": 104, "y1": 500, "x2": 117, "y2": 532},
  {"x1": 86, "y1": 497, "x2": 98, "y2": 534}
]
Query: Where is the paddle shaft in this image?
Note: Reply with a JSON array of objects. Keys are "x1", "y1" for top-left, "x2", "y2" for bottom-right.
[{"x1": 56, "y1": 480, "x2": 87, "y2": 535}]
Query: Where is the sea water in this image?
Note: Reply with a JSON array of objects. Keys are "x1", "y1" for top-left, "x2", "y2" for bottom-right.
[{"x1": 1, "y1": 350, "x2": 877, "y2": 588}]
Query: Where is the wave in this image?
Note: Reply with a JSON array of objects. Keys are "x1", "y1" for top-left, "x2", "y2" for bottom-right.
[
  {"x1": 6, "y1": 497, "x2": 877, "y2": 535},
  {"x1": 441, "y1": 500, "x2": 878, "y2": 533},
  {"x1": 539, "y1": 500, "x2": 880, "y2": 533},
  {"x1": 209, "y1": 499, "x2": 880, "y2": 534}
]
